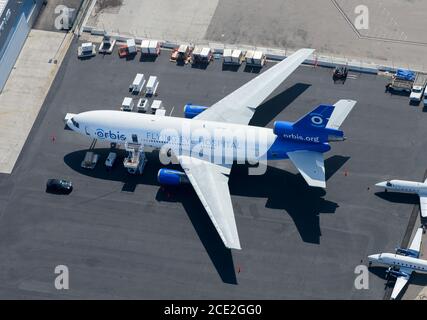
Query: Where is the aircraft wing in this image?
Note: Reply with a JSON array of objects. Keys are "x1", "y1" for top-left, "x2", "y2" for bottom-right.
[
  {"x1": 195, "y1": 49, "x2": 315, "y2": 125},
  {"x1": 390, "y1": 228, "x2": 424, "y2": 299},
  {"x1": 419, "y1": 195, "x2": 427, "y2": 218},
  {"x1": 287, "y1": 150, "x2": 326, "y2": 188},
  {"x1": 178, "y1": 155, "x2": 241, "y2": 250},
  {"x1": 409, "y1": 227, "x2": 424, "y2": 253},
  {"x1": 391, "y1": 271, "x2": 411, "y2": 300},
  {"x1": 326, "y1": 99, "x2": 357, "y2": 129}
]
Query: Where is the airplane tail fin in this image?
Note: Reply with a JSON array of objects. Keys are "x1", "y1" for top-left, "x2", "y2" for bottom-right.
[
  {"x1": 326, "y1": 100, "x2": 357, "y2": 130},
  {"x1": 293, "y1": 100, "x2": 356, "y2": 131},
  {"x1": 293, "y1": 105, "x2": 335, "y2": 130}
]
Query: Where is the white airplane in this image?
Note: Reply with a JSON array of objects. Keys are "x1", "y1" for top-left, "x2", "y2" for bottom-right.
[
  {"x1": 368, "y1": 227, "x2": 426, "y2": 300},
  {"x1": 65, "y1": 49, "x2": 356, "y2": 250},
  {"x1": 376, "y1": 179, "x2": 427, "y2": 218}
]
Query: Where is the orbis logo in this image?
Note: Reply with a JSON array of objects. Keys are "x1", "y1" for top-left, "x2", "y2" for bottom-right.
[
  {"x1": 283, "y1": 133, "x2": 320, "y2": 143},
  {"x1": 95, "y1": 129, "x2": 126, "y2": 141},
  {"x1": 310, "y1": 114, "x2": 325, "y2": 127}
]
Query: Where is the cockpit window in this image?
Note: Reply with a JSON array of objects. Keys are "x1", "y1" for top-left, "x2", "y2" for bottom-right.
[
  {"x1": 386, "y1": 182, "x2": 392, "y2": 187},
  {"x1": 71, "y1": 118, "x2": 79, "y2": 128}
]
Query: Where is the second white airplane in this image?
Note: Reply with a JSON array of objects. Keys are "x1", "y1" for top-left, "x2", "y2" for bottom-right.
[{"x1": 376, "y1": 179, "x2": 427, "y2": 218}]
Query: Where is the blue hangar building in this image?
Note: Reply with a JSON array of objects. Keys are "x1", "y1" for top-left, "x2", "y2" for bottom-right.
[{"x1": 0, "y1": 0, "x2": 44, "y2": 92}]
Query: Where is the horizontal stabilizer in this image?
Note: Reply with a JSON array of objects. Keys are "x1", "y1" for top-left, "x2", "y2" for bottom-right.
[{"x1": 288, "y1": 150, "x2": 326, "y2": 188}]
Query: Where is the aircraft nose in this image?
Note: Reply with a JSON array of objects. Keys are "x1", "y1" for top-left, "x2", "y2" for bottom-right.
[
  {"x1": 375, "y1": 181, "x2": 387, "y2": 188},
  {"x1": 64, "y1": 113, "x2": 76, "y2": 126},
  {"x1": 66, "y1": 118, "x2": 73, "y2": 128},
  {"x1": 368, "y1": 254, "x2": 380, "y2": 262}
]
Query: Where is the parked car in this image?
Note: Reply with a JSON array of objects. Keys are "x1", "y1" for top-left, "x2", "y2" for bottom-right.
[{"x1": 46, "y1": 179, "x2": 73, "y2": 194}]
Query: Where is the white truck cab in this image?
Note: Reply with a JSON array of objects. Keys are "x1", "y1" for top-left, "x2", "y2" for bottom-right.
[
  {"x1": 410, "y1": 73, "x2": 427, "y2": 103},
  {"x1": 410, "y1": 86, "x2": 425, "y2": 102},
  {"x1": 150, "y1": 100, "x2": 163, "y2": 114}
]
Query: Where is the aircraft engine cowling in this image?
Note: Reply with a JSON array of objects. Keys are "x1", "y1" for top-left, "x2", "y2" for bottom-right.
[
  {"x1": 386, "y1": 268, "x2": 409, "y2": 279},
  {"x1": 184, "y1": 104, "x2": 209, "y2": 119},
  {"x1": 273, "y1": 121, "x2": 294, "y2": 136},
  {"x1": 396, "y1": 248, "x2": 419, "y2": 258},
  {"x1": 157, "y1": 169, "x2": 190, "y2": 186}
]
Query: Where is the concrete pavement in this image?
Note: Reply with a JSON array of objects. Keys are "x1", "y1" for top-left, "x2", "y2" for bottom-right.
[{"x1": 0, "y1": 30, "x2": 73, "y2": 173}]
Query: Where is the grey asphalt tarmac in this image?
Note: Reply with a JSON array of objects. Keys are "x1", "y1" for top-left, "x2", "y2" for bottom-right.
[{"x1": 0, "y1": 39, "x2": 425, "y2": 299}]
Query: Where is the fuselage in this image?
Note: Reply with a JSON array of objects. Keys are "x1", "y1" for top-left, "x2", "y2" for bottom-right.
[
  {"x1": 67, "y1": 110, "x2": 331, "y2": 164},
  {"x1": 376, "y1": 179, "x2": 427, "y2": 195},
  {"x1": 369, "y1": 253, "x2": 427, "y2": 273}
]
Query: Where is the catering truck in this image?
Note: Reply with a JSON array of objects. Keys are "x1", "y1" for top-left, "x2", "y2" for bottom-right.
[
  {"x1": 389, "y1": 69, "x2": 415, "y2": 93},
  {"x1": 129, "y1": 73, "x2": 145, "y2": 94},
  {"x1": 78, "y1": 42, "x2": 96, "y2": 58},
  {"x1": 145, "y1": 76, "x2": 159, "y2": 96}
]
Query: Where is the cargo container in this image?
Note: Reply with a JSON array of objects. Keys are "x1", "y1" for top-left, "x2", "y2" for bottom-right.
[{"x1": 245, "y1": 50, "x2": 266, "y2": 67}]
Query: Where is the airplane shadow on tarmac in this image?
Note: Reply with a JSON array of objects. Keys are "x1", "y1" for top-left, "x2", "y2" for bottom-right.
[
  {"x1": 374, "y1": 192, "x2": 419, "y2": 205},
  {"x1": 64, "y1": 150, "x2": 348, "y2": 284},
  {"x1": 250, "y1": 83, "x2": 311, "y2": 127},
  {"x1": 229, "y1": 155, "x2": 348, "y2": 245}
]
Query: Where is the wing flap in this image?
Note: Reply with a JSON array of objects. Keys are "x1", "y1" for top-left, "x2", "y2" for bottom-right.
[
  {"x1": 326, "y1": 99, "x2": 357, "y2": 130},
  {"x1": 178, "y1": 156, "x2": 241, "y2": 250},
  {"x1": 287, "y1": 151, "x2": 326, "y2": 188},
  {"x1": 195, "y1": 49, "x2": 315, "y2": 125}
]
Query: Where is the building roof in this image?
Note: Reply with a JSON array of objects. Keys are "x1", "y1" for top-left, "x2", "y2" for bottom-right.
[{"x1": 0, "y1": 0, "x2": 8, "y2": 18}]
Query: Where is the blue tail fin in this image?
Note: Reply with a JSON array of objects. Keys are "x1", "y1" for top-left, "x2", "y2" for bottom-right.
[{"x1": 293, "y1": 105, "x2": 334, "y2": 129}]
